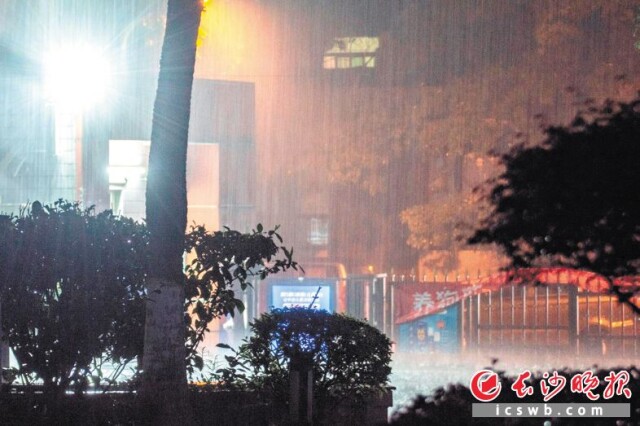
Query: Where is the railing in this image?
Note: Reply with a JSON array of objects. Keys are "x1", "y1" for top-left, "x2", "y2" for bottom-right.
[{"x1": 388, "y1": 272, "x2": 639, "y2": 357}]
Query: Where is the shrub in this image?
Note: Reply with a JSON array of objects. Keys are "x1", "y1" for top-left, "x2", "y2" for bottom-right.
[
  {"x1": 183, "y1": 224, "x2": 300, "y2": 376},
  {"x1": 0, "y1": 201, "x2": 148, "y2": 395},
  {"x1": 0, "y1": 201, "x2": 299, "y2": 395},
  {"x1": 215, "y1": 307, "x2": 392, "y2": 416}
]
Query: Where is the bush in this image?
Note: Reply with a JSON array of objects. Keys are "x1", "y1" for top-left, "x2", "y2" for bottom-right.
[
  {"x1": 215, "y1": 307, "x2": 392, "y2": 419},
  {"x1": 184, "y1": 224, "x2": 300, "y2": 376},
  {"x1": 0, "y1": 201, "x2": 299, "y2": 395},
  {"x1": 0, "y1": 201, "x2": 148, "y2": 396}
]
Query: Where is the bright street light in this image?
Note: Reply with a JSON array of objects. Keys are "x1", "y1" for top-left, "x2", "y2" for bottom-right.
[{"x1": 43, "y1": 45, "x2": 111, "y2": 112}]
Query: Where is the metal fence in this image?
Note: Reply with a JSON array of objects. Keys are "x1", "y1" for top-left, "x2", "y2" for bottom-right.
[
  {"x1": 340, "y1": 274, "x2": 639, "y2": 356},
  {"x1": 461, "y1": 284, "x2": 638, "y2": 356}
]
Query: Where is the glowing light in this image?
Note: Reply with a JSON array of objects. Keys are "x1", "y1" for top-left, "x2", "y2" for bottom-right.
[{"x1": 43, "y1": 45, "x2": 111, "y2": 111}]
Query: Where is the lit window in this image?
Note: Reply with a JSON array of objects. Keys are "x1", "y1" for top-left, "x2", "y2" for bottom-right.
[
  {"x1": 323, "y1": 56, "x2": 336, "y2": 69},
  {"x1": 309, "y1": 217, "x2": 329, "y2": 245},
  {"x1": 323, "y1": 37, "x2": 379, "y2": 70},
  {"x1": 337, "y1": 57, "x2": 351, "y2": 69}
]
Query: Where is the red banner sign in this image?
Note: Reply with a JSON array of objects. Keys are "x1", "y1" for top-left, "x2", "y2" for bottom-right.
[{"x1": 394, "y1": 282, "x2": 483, "y2": 324}]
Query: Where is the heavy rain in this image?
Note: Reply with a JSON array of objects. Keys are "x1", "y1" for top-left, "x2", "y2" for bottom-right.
[{"x1": 0, "y1": 1, "x2": 639, "y2": 424}]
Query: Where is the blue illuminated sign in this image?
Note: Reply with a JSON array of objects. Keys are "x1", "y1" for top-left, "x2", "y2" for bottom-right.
[{"x1": 270, "y1": 280, "x2": 334, "y2": 311}]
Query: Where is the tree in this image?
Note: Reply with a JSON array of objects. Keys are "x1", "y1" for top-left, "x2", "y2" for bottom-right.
[
  {"x1": 0, "y1": 201, "x2": 147, "y2": 398},
  {"x1": 141, "y1": 0, "x2": 203, "y2": 423},
  {"x1": 183, "y1": 224, "x2": 300, "y2": 377},
  {"x1": 299, "y1": 1, "x2": 640, "y2": 272},
  {"x1": 0, "y1": 200, "x2": 298, "y2": 399},
  {"x1": 469, "y1": 97, "x2": 640, "y2": 314}
]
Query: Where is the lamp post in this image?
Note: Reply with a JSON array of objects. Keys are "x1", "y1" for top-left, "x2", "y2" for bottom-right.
[{"x1": 289, "y1": 351, "x2": 314, "y2": 424}]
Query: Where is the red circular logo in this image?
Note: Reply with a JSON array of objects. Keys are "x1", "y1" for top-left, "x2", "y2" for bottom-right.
[{"x1": 470, "y1": 370, "x2": 502, "y2": 402}]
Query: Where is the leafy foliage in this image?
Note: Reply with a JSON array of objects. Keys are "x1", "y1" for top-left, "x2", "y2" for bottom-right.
[
  {"x1": 214, "y1": 308, "x2": 392, "y2": 413},
  {"x1": 0, "y1": 200, "x2": 148, "y2": 394},
  {"x1": 0, "y1": 200, "x2": 299, "y2": 394},
  {"x1": 469, "y1": 97, "x2": 640, "y2": 312},
  {"x1": 183, "y1": 224, "x2": 301, "y2": 376},
  {"x1": 401, "y1": 191, "x2": 487, "y2": 253},
  {"x1": 310, "y1": 3, "x2": 640, "y2": 272}
]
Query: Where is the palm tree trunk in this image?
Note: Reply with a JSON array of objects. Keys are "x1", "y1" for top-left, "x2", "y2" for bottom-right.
[{"x1": 140, "y1": 0, "x2": 202, "y2": 424}]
